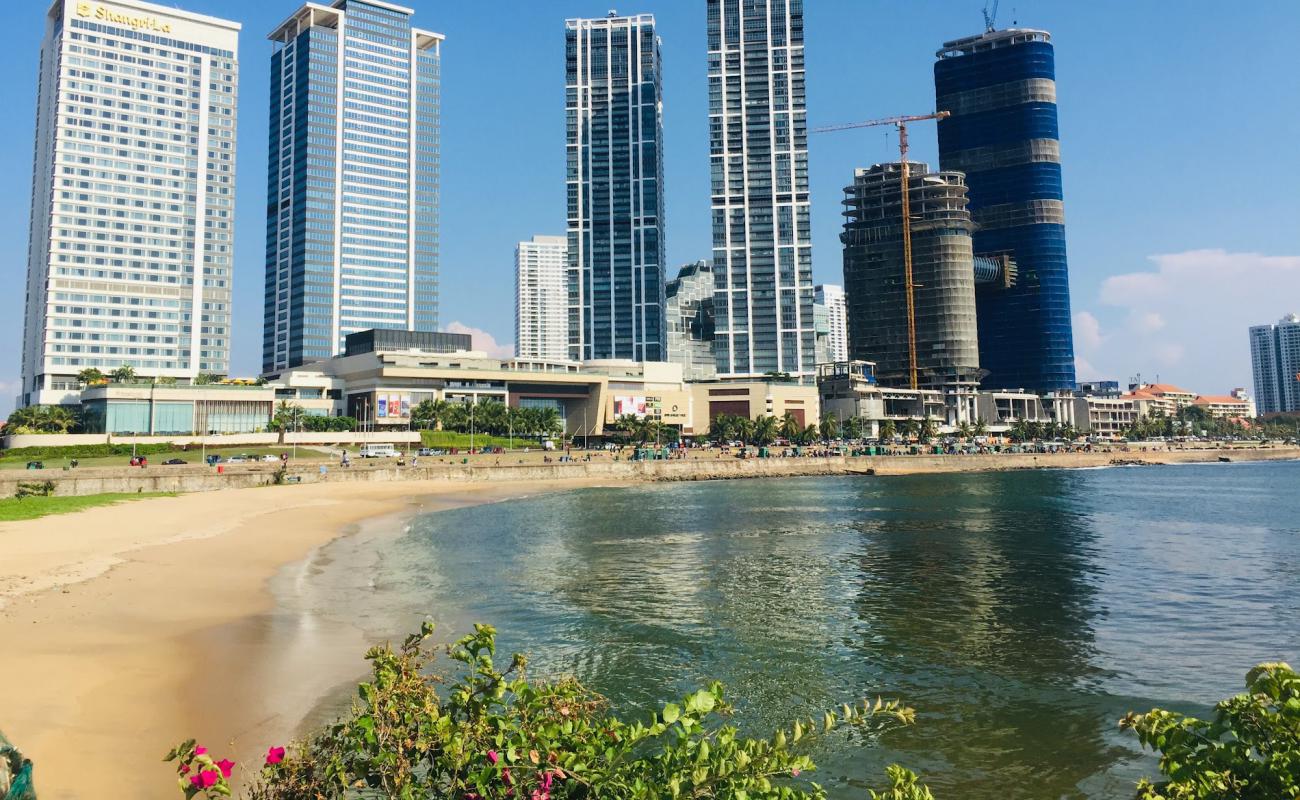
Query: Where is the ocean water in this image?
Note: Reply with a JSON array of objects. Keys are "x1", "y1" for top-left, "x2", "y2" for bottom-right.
[{"x1": 304, "y1": 461, "x2": 1300, "y2": 799}]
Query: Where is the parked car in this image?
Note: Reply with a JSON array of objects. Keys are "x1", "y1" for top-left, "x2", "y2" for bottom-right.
[
  {"x1": 417, "y1": 447, "x2": 445, "y2": 457},
  {"x1": 163, "y1": 458, "x2": 187, "y2": 466},
  {"x1": 25, "y1": 461, "x2": 44, "y2": 470},
  {"x1": 225, "y1": 456, "x2": 248, "y2": 464},
  {"x1": 261, "y1": 454, "x2": 280, "y2": 463}
]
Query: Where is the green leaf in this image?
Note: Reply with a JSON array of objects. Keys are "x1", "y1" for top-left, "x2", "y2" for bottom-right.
[{"x1": 662, "y1": 702, "x2": 680, "y2": 725}]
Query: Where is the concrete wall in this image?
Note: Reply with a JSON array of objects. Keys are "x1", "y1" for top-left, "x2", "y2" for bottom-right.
[
  {"x1": 3, "y1": 431, "x2": 422, "y2": 450},
  {"x1": 3, "y1": 446, "x2": 1295, "y2": 499}
]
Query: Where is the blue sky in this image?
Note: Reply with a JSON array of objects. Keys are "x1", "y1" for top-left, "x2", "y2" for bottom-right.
[{"x1": 1, "y1": 0, "x2": 1297, "y2": 409}]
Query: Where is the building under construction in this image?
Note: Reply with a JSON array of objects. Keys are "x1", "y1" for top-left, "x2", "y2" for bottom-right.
[{"x1": 840, "y1": 162, "x2": 982, "y2": 391}]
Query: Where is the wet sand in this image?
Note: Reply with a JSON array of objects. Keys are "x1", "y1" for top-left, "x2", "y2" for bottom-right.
[{"x1": 0, "y1": 478, "x2": 612, "y2": 799}]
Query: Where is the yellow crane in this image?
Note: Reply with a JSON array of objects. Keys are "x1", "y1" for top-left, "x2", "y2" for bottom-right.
[{"x1": 815, "y1": 111, "x2": 950, "y2": 390}]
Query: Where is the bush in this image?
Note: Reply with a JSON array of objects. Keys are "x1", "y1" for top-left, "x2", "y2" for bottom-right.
[
  {"x1": 1121, "y1": 661, "x2": 1300, "y2": 799},
  {"x1": 171, "y1": 622, "x2": 927, "y2": 799},
  {"x1": 0, "y1": 443, "x2": 178, "y2": 460}
]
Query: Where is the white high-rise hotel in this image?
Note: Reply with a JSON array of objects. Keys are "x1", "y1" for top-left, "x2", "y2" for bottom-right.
[
  {"x1": 20, "y1": 0, "x2": 239, "y2": 407},
  {"x1": 815, "y1": 284, "x2": 848, "y2": 363},
  {"x1": 515, "y1": 235, "x2": 568, "y2": 362}
]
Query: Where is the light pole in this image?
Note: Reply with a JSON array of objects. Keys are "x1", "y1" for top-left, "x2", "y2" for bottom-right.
[{"x1": 470, "y1": 399, "x2": 475, "y2": 453}]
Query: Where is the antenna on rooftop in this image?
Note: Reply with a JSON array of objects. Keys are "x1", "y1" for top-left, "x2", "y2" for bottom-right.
[{"x1": 982, "y1": 0, "x2": 998, "y2": 32}]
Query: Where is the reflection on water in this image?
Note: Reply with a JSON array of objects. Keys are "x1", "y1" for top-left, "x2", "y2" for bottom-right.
[{"x1": 322, "y1": 461, "x2": 1300, "y2": 799}]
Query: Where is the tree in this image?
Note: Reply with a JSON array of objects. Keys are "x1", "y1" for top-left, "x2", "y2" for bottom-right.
[
  {"x1": 271, "y1": 402, "x2": 306, "y2": 441},
  {"x1": 109, "y1": 364, "x2": 136, "y2": 383},
  {"x1": 76, "y1": 367, "x2": 104, "y2": 386},
  {"x1": 901, "y1": 418, "x2": 920, "y2": 441},
  {"x1": 1009, "y1": 419, "x2": 1031, "y2": 443},
  {"x1": 778, "y1": 413, "x2": 802, "y2": 442},
  {"x1": 1121, "y1": 661, "x2": 1300, "y2": 800},
  {"x1": 194, "y1": 373, "x2": 225, "y2": 386},
  {"x1": 752, "y1": 415, "x2": 779, "y2": 446},
  {"x1": 919, "y1": 417, "x2": 938, "y2": 443},
  {"x1": 973, "y1": 416, "x2": 988, "y2": 437},
  {"x1": 410, "y1": 399, "x2": 448, "y2": 430},
  {"x1": 843, "y1": 415, "x2": 864, "y2": 441},
  {"x1": 879, "y1": 418, "x2": 897, "y2": 442},
  {"x1": 736, "y1": 416, "x2": 756, "y2": 445},
  {"x1": 3, "y1": 404, "x2": 80, "y2": 435},
  {"x1": 956, "y1": 421, "x2": 973, "y2": 440},
  {"x1": 820, "y1": 412, "x2": 840, "y2": 441}
]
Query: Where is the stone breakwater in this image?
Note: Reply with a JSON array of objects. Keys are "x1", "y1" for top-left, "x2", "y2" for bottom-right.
[{"x1": 3, "y1": 447, "x2": 1297, "y2": 499}]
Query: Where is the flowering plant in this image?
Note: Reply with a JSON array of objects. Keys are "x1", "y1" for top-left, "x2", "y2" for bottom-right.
[
  {"x1": 163, "y1": 741, "x2": 235, "y2": 798},
  {"x1": 242, "y1": 621, "x2": 920, "y2": 798}
]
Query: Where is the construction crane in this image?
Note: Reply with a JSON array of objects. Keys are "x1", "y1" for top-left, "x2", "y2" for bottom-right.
[
  {"x1": 814, "y1": 111, "x2": 950, "y2": 390},
  {"x1": 983, "y1": 0, "x2": 999, "y2": 32}
]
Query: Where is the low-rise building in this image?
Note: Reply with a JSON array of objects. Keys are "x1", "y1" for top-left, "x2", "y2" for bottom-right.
[
  {"x1": 817, "y1": 361, "x2": 944, "y2": 438},
  {"x1": 80, "y1": 383, "x2": 275, "y2": 435},
  {"x1": 1070, "y1": 396, "x2": 1139, "y2": 438},
  {"x1": 1192, "y1": 394, "x2": 1253, "y2": 420}
]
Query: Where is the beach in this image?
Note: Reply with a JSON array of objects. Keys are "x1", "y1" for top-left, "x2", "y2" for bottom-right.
[{"x1": 0, "y1": 477, "x2": 612, "y2": 799}]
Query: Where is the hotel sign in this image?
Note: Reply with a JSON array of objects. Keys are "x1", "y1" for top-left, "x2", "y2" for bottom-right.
[{"x1": 76, "y1": 2, "x2": 174, "y2": 34}]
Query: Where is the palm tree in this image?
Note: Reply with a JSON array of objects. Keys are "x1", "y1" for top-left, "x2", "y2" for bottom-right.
[
  {"x1": 752, "y1": 415, "x2": 779, "y2": 446},
  {"x1": 735, "y1": 417, "x2": 756, "y2": 445},
  {"x1": 778, "y1": 413, "x2": 801, "y2": 441},
  {"x1": 411, "y1": 399, "x2": 446, "y2": 430},
  {"x1": 819, "y1": 412, "x2": 839, "y2": 441},
  {"x1": 272, "y1": 402, "x2": 306, "y2": 443},
  {"x1": 957, "y1": 421, "x2": 973, "y2": 440},
  {"x1": 843, "y1": 416, "x2": 863, "y2": 441},
  {"x1": 1009, "y1": 419, "x2": 1030, "y2": 442},
  {"x1": 77, "y1": 367, "x2": 104, "y2": 386},
  {"x1": 919, "y1": 417, "x2": 938, "y2": 443},
  {"x1": 901, "y1": 418, "x2": 920, "y2": 441},
  {"x1": 973, "y1": 416, "x2": 988, "y2": 437},
  {"x1": 109, "y1": 364, "x2": 136, "y2": 383},
  {"x1": 194, "y1": 372, "x2": 224, "y2": 386},
  {"x1": 878, "y1": 419, "x2": 897, "y2": 442}
]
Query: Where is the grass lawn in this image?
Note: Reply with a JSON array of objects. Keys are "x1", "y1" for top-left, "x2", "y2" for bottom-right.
[
  {"x1": 0, "y1": 492, "x2": 176, "y2": 522},
  {"x1": 418, "y1": 430, "x2": 550, "y2": 450}
]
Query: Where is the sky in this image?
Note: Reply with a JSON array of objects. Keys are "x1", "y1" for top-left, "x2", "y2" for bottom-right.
[{"x1": 0, "y1": 0, "x2": 1297, "y2": 412}]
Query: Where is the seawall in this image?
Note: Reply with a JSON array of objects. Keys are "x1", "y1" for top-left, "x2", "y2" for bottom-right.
[{"x1": 5, "y1": 447, "x2": 1297, "y2": 498}]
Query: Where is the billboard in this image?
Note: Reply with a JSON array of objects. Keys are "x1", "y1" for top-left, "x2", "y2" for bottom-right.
[{"x1": 613, "y1": 396, "x2": 648, "y2": 417}]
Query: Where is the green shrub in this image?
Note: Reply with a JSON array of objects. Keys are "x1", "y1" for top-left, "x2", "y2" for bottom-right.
[
  {"x1": 1122, "y1": 661, "x2": 1300, "y2": 799},
  {"x1": 170, "y1": 622, "x2": 929, "y2": 799},
  {"x1": 0, "y1": 443, "x2": 178, "y2": 460}
]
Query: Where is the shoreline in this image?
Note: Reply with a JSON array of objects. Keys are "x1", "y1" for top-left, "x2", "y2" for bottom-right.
[
  {"x1": 1, "y1": 452, "x2": 1296, "y2": 797},
  {"x1": 0, "y1": 477, "x2": 614, "y2": 799}
]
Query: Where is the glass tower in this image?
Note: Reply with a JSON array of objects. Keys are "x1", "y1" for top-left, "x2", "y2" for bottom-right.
[
  {"x1": 565, "y1": 12, "x2": 665, "y2": 363},
  {"x1": 20, "y1": 0, "x2": 240, "y2": 407},
  {"x1": 935, "y1": 27, "x2": 1075, "y2": 392},
  {"x1": 265, "y1": 0, "x2": 442, "y2": 373},
  {"x1": 707, "y1": 0, "x2": 814, "y2": 382},
  {"x1": 1249, "y1": 314, "x2": 1300, "y2": 414}
]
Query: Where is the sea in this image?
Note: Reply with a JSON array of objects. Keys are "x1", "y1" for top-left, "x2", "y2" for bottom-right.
[{"x1": 287, "y1": 460, "x2": 1300, "y2": 799}]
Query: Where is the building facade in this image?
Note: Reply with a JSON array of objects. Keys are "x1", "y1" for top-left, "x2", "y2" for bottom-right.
[
  {"x1": 840, "y1": 162, "x2": 981, "y2": 391},
  {"x1": 1250, "y1": 314, "x2": 1300, "y2": 414},
  {"x1": 707, "y1": 0, "x2": 815, "y2": 381},
  {"x1": 515, "y1": 235, "x2": 569, "y2": 362},
  {"x1": 664, "y1": 260, "x2": 717, "y2": 381},
  {"x1": 264, "y1": 0, "x2": 442, "y2": 373},
  {"x1": 935, "y1": 27, "x2": 1075, "y2": 393},
  {"x1": 814, "y1": 284, "x2": 847, "y2": 363},
  {"x1": 565, "y1": 13, "x2": 666, "y2": 362},
  {"x1": 20, "y1": 0, "x2": 240, "y2": 408}
]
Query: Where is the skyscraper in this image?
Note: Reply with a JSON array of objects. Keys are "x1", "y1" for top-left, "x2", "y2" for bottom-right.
[
  {"x1": 565, "y1": 12, "x2": 665, "y2": 363},
  {"x1": 665, "y1": 260, "x2": 716, "y2": 381},
  {"x1": 935, "y1": 27, "x2": 1075, "y2": 392},
  {"x1": 20, "y1": 0, "x2": 240, "y2": 408},
  {"x1": 1249, "y1": 314, "x2": 1300, "y2": 414},
  {"x1": 840, "y1": 163, "x2": 981, "y2": 390},
  {"x1": 707, "y1": 0, "x2": 815, "y2": 381},
  {"x1": 814, "y1": 284, "x2": 848, "y2": 363},
  {"x1": 264, "y1": 0, "x2": 442, "y2": 373},
  {"x1": 515, "y1": 235, "x2": 569, "y2": 362}
]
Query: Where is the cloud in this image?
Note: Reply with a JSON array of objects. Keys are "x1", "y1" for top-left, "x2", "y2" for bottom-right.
[
  {"x1": 1077, "y1": 249, "x2": 1300, "y2": 391},
  {"x1": 444, "y1": 321, "x2": 515, "y2": 359}
]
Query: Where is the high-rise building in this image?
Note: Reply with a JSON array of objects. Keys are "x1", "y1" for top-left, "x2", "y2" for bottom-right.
[
  {"x1": 935, "y1": 27, "x2": 1075, "y2": 392},
  {"x1": 20, "y1": 0, "x2": 240, "y2": 408},
  {"x1": 665, "y1": 261, "x2": 716, "y2": 381},
  {"x1": 707, "y1": 0, "x2": 815, "y2": 382},
  {"x1": 840, "y1": 162, "x2": 981, "y2": 391},
  {"x1": 515, "y1": 235, "x2": 569, "y2": 362},
  {"x1": 565, "y1": 12, "x2": 665, "y2": 362},
  {"x1": 1249, "y1": 314, "x2": 1300, "y2": 414},
  {"x1": 264, "y1": 0, "x2": 442, "y2": 373},
  {"x1": 814, "y1": 284, "x2": 848, "y2": 363}
]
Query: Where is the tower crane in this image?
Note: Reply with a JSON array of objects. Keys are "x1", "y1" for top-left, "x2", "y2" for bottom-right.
[{"x1": 814, "y1": 111, "x2": 950, "y2": 390}]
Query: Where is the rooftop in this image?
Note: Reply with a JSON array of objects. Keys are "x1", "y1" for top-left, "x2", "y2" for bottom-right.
[{"x1": 937, "y1": 28, "x2": 1051, "y2": 59}]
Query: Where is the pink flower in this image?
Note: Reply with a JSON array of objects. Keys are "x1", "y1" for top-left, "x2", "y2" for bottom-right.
[
  {"x1": 198, "y1": 769, "x2": 219, "y2": 788},
  {"x1": 189, "y1": 775, "x2": 202, "y2": 788},
  {"x1": 487, "y1": 750, "x2": 499, "y2": 764},
  {"x1": 265, "y1": 746, "x2": 286, "y2": 766},
  {"x1": 179, "y1": 763, "x2": 190, "y2": 775},
  {"x1": 195, "y1": 746, "x2": 208, "y2": 756},
  {"x1": 791, "y1": 767, "x2": 801, "y2": 777},
  {"x1": 216, "y1": 758, "x2": 235, "y2": 778}
]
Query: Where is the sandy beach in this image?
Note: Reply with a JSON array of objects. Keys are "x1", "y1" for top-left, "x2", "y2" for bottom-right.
[{"x1": 0, "y1": 477, "x2": 612, "y2": 799}]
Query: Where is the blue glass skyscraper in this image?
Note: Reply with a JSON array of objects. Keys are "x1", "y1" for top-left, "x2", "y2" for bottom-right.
[
  {"x1": 935, "y1": 28, "x2": 1075, "y2": 392},
  {"x1": 264, "y1": 0, "x2": 442, "y2": 373},
  {"x1": 565, "y1": 13, "x2": 665, "y2": 362}
]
